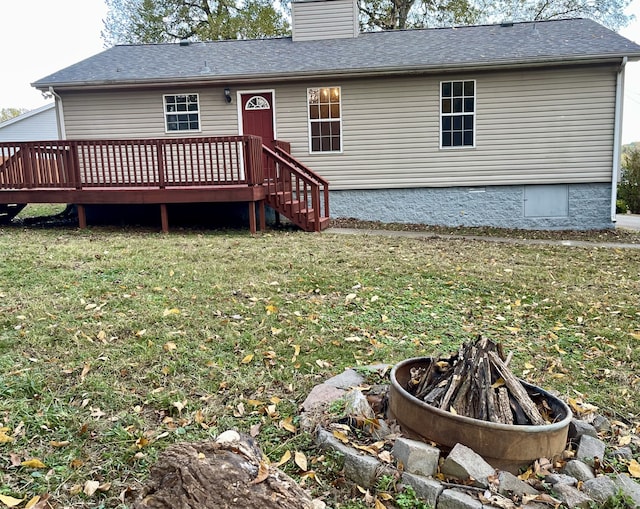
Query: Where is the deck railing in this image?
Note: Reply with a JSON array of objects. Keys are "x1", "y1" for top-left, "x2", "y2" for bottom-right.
[
  {"x1": 263, "y1": 145, "x2": 330, "y2": 232},
  {"x1": 0, "y1": 136, "x2": 264, "y2": 190}
]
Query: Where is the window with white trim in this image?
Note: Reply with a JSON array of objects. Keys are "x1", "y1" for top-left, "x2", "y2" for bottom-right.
[
  {"x1": 307, "y1": 87, "x2": 342, "y2": 153},
  {"x1": 164, "y1": 94, "x2": 200, "y2": 132},
  {"x1": 245, "y1": 96, "x2": 270, "y2": 110},
  {"x1": 440, "y1": 81, "x2": 475, "y2": 148}
]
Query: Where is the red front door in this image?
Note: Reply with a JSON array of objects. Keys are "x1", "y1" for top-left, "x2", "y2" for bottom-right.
[{"x1": 241, "y1": 92, "x2": 275, "y2": 177}]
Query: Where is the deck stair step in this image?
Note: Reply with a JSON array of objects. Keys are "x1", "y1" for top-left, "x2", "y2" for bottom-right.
[
  {"x1": 0, "y1": 204, "x2": 26, "y2": 224},
  {"x1": 262, "y1": 144, "x2": 330, "y2": 232}
]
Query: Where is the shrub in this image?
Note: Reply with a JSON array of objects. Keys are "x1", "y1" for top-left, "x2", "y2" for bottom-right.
[
  {"x1": 616, "y1": 199, "x2": 628, "y2": 213},
  {"x1": 618, "y1": 147, "x2": 640, "y2": 214}
]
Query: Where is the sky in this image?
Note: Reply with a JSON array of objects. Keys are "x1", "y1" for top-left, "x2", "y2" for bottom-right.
[{"x1": 1, "y1": 0, "x2": 639, "y2": 143}]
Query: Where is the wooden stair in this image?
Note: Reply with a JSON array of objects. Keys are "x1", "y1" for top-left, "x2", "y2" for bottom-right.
[
  {"x1": 263, "y1": 145, "x2": 330, "y2": 232},
  {"x1": 0, "y1": 204, "x2": 26, "y2": 224}
]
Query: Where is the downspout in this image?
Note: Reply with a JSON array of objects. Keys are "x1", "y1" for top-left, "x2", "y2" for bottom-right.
[
  {"x1": 48, "y1": 86, "x2": 66, "y2": 139},
  {"x1": 611, "y1": 56, "x2": 627, "y2": 222}
]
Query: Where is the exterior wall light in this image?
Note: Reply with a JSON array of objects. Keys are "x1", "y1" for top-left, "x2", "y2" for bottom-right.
[{"x1": 224, "y1": 88, "x2": 232, "y2": 104}]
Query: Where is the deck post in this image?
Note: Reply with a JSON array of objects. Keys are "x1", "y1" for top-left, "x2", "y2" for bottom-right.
[
  {"x1": 248, "y1": 202, "x2": 257, "y2": 234},
  {"x1": 160, "y1": 204, "x2": 169, "y2": 233},
  {"x1": 259, "y1": 200, "x2": 266, "y2": 231},
  {"x1": 77, "y1": 204, "x2": 87, "y2": 229}
]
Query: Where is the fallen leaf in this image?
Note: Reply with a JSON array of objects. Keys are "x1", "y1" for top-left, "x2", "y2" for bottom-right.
[
  {"x1": 294, "y1": 451, "x2": 308, "y2": 471},
  {"x1": 172, "y1": 401, "x2": 186, "y2": 414},
  {"x1": 24, "y1": 495, "x2": 42, "y2": 509},
  {"x1": 49, "y1": 440, "x2": 70, "y2": 447},
  {"x1": 280, "y1": 416, "x2": 296, "y2": 433},
  {"x1": 162, "y1": 308, "x2": 180, "y2": 316},
  {"x1": 21, "y1": 458, "x2": 46, "y2": 468},
  {"x1": 80, "y1": 363, "x2": 91, "y2": 381},
  {"x1": 275, "y1": 450, "x2": 291, "y2": 467},
  {"x1": 629, "y1": 459, "x2": 640, "y2": 478},
  {"x1": 233, "y1": 402, "x2": 245, "y2": 417},
  {"x1": 250, "y1": 422, "x2": 261, "y2": 437},
  {"x1": 249, "y1": 460, "x2": 270, "y2": 484},
  {"x1": 553, "y1": 343, "x2": 567, "y2": 354},
  {"x1": 265, "y1": 304, "x2": 278, "y2": 314},
  {"x1": 70, "y1": 458, "x2": 84, "y2": 469},
  {"x1": 332, "y1": 430, "x2": 349, "y2": 443},
  {"x1": 0, "y1": 495, "x2": 23, "y2": 508},
  {"x1": 84, "y1": 480, "x2": 100, "y2": 496},
  {"x1": 378, "y1": 450, "x2": 393, "y2": 463},
  {"x1": 619, "y1": 435, "x2": 632, "y2": 446},
  {"x1": 164, "y1": 341, "x2": 179, "y2": 352},
  {"x1": 135, "y1": 436, "x2": 150, "y2": 449},
  {"x1": 241, "y1": 354, "x2": 254, "y2": 364},
  {"x1": 90, "y1": 407, "x2": 106, "y2": 419},
  {"x1": 0, "y1": 430, "x2": 14, "y2": 443},
  {"x1": 374, "y1": 499, "x2": 386, "y2": 509}
]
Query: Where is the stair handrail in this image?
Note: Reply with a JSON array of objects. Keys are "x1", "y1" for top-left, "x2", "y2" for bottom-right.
[
  {"x1": 274, "y1": 146, "x2": 330, "y2": 186},
  {"x1": 273, "y1": 145, "x2": 330, "y2": 219},
  {"x1": 262, "y1": 145, "x2": 329, "y2": 231}
]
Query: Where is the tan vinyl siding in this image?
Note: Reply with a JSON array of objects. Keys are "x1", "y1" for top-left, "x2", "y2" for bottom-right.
[
  {"x1": 61, "y1": 88, "x2": 238, "y2": 139},
  {"x1": 274, "y1": 66, "x2": 616, "y2": 189},
  {"x1": 291, "y1": 0, "x2": 358, "y2": 41},
  {"x1": 60, "y1": 65, "x2": 616, "y2": 190}
]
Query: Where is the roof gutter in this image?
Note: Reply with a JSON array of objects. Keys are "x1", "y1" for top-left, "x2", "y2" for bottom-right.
[
  {"x1": 48, "y1": 86, "x2": 66, "y2": 139},
  {"x1": 611, "y1": 56, "x2": 627, "y2": 223}
]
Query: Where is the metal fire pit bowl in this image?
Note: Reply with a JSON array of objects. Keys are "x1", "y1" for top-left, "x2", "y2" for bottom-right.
[{"x1": 388, "y1": 357, "x2": 573, "y2": 473}]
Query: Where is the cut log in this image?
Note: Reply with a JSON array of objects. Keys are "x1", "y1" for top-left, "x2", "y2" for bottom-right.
[
  {"x1": 130, "y1": 431, "x2": 321, "y2": 509},
  {"x1": 488, "y1": 351, "x2": 546, "y2": 425},
  {"x1": 405, "y1": 336, "x2": 554, "y2": 426},
  {"x1": 496, "y1": 387, "x2": 514, "y2": 424}
]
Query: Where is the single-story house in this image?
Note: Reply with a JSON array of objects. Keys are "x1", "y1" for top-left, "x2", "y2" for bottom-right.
[
  {"x1": 11, "y1": 0, "x2": 640, "y2": 230},
  {"x1": 0, "y1": 103, "x2": 58, "y2": 142}
]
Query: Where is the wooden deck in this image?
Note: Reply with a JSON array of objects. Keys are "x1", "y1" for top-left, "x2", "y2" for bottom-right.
[{"x1": 0, "y1": 136, "x2": 329, "y2": 232}]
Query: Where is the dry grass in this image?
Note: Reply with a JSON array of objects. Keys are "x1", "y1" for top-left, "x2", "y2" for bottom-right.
[{"x1": 0, "y1": 221, "x2": 638, "y2": 508}]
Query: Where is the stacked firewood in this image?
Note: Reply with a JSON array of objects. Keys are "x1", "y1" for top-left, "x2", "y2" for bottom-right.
[{"x1": 406, "y1": 336, "x2": 555, "y2": 425}]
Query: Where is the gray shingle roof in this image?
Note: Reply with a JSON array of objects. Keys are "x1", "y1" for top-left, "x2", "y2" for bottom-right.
[{"x1": 32, "y1": 18, "x2": 640, "y2": 89}]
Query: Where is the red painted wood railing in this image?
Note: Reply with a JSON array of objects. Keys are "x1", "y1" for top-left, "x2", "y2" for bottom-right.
[
  {"x1": 0, "y1": 136, "x2": 264, "y2": 190},
  {"x1": 263, "y1": 144, "x2": 330, "y2": 232}
]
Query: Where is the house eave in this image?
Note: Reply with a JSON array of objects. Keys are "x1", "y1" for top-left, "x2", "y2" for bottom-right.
[{"x1": 33, "y1": 54, "x2": 634, "y2": 92}]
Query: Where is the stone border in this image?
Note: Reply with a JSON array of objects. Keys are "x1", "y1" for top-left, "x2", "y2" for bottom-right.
[{"x1": 301, "y1": 367, "x2": 640, "y2": 509}]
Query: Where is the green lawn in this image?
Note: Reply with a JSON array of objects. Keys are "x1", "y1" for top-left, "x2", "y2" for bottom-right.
[{"x1": 0, "y1": 223, "x2": 638, "y2": 508}]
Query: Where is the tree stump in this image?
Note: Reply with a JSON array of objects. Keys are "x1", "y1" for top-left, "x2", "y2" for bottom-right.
[{"x1": 130, "y1": 431, "x2": 322, "y2": 509}]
